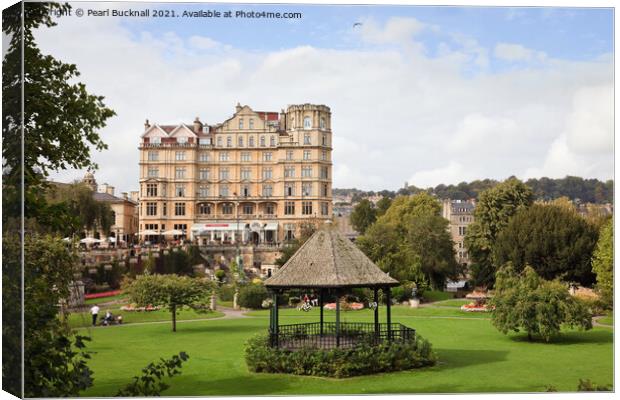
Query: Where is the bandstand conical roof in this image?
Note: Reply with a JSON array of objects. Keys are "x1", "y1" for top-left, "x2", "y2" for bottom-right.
[{"x1": 264, "y1": 228, "x2": 399, "y2": 289}]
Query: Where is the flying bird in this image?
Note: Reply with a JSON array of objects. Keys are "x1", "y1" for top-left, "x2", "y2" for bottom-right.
[{"x1": 353, "y1": 22, "x2": 362, "y2": 28}]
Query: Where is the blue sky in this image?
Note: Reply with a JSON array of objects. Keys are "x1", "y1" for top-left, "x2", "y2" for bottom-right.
[
  {"x1": 131, "y1": 4, "x2": 613, "y2": 63},
  {"x1": 41, "y1": 2, "x2": 614, "y2": 192}
]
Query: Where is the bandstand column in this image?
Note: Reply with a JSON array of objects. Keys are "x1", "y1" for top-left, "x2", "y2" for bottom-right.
[
  {"x1": 386, "y1": 286, "x2": 392, "y2": 342},
  {"x1": 373, "y1": 287, "x2": 379, "y2": 340},
  {"x1": 335, "y1": 289, "x2": 341, "y2": 347},
  {"x1": 319, "y1": 288, "x2": 324, "y2": 336}
]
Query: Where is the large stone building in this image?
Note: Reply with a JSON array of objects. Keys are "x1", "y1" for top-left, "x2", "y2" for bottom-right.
[
  {"x1": 442, "y1": 199, "x2": 475, "y2": 266},
  {"x1": 138, "y1": 103, "x2": 333, "y2": 244}
]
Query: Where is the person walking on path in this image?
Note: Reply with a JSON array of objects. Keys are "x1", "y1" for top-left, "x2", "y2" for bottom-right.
[{"x1": 90, "y1": 304, "x2": 100, "y2": 326}]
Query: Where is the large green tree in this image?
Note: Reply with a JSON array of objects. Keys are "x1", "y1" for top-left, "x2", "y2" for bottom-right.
[
  {"x1": 464, "y1": 177, "x2": 534, "y2": 287},
  {"x1": 124, "y1": 274, "x2": 213, "y2": 332},
  {"x1": 2, "y1": 3, "x2": 114, "y2": 396},
  {"x1": 592, "y1": 218, "x2": 613, "y2": 307},
  {"x1": 350, "y1": 199, "x2": 377, "y2": 234},
  {"x1": 493, "y1": 204, "x2": 599, "y2": 286},
  {"x1": 357, "y1": 192, "x2": 459, "y2": 289},
  {"x1": 490, "y1": 264, "x2": 592, "y2": 342}
]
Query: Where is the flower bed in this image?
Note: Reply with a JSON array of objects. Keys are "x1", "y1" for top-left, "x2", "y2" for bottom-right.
[
  {"x1": 323, "y1": 302, "x2": 364, "y2": 310},
  {"x1": 84, "y1": 290, "x2": 122, "y2": 300},
  {"x1": 460, "y1": 302, "x2": 493, "y2": 312},
  {"x1": 245, "y1": 333, "x2": 436, "y2": 378},
  {"x1": 119, "y1": 304, "x2": 162, "y2": 312}
]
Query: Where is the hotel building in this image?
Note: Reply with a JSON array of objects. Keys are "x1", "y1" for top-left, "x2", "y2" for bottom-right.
[
  {"x1": 442, "y1": 199, "x2": 475, "y2": 266},
  {"x1": 138, "y1": 103, "x2": 333, "y2": 244}
]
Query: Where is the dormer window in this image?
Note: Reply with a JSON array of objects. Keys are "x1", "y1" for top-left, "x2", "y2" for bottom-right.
[
  {"x1": 303, "y1": 116, "x2": 311, "y2": 129},
  {"x1": 151, "y1": 137, "x2": 161, "y2": 144},
  {"x1": 249, "y1": 119, "x2": 254, "y2": 129},
  {"x1": 177, "y1": 136, "x2": 188, "y2": 144},
  {"x1": 239, "y1": 118, "x2": 244, "y2": 129}
]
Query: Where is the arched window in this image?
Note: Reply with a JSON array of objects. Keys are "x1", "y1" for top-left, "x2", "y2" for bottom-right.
[
  {"x1": 260, "y1": 136, "x2": 266, "y2": 147},
  {"x1": 303, "y1": 116, "x2": 311, "y2": 129},
  {"x1": 270, "y1": 136, "x2": 276, "y2": 146}
]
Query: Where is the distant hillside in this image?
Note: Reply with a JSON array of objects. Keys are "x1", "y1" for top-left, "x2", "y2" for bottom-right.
[{"x1": 334, "y1": 176, "x2": 613, "y2": 204}]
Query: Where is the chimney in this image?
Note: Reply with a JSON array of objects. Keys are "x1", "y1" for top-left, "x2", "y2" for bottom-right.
[
  {"x1": 279, "y1": 109, "x2": 286, "y2": 130},
  {"x1": 193, "y1": 117, "x2": 203, "y2": 133},
  {"x1": 122, "y1": 192, "x2": 128, "y2": 200},
  {"x1": 144, "y1": 119, "x2": 150, "y2": 130},
  {"x1": 130, "y1": 191, "x2": 139, "y2": 202},
  {"x1": 106, "y1": 186, "x2": 115, "y2": 196},
  {"x1": 235, "y1": 102, "x2": 242, "y2": 113}
]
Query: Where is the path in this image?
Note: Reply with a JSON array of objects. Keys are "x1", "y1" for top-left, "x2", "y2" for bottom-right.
[{"x1": 593, "y1": 315, "x2": 613, "y2": 328}]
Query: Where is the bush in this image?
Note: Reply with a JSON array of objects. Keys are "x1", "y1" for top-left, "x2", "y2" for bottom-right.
[
  {"x1": 238, "y1": 284, "x2": 269, "y2": 309},
  {"x1": 245, "y1": 334, "x2": 436, "y2": 378},
  {"x1": 218, "y1": 285, "x2": 235, "y2": 302},
  {"x1": 577, "y1": 379, "x2": 610, "y2": 391}
]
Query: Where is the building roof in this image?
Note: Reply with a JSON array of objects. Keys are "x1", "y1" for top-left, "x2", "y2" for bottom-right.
[
  {"x1": 93, "y1": 191, "x2": 137, "y2": 205},
  {"x1": 264, "y1": 228, "x2": 399, "y2": 289}
]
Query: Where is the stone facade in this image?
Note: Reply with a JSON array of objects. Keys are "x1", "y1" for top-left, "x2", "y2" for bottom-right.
[
  {"x1": 138, "y1": 103, "x2": 333, "y2": 244},
  {"x1": 442, "y1": 199, "x2": 475, "y2": 266}
]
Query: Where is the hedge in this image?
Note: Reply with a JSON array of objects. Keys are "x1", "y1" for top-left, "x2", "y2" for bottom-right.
[{"x1": 245, "y1": 334, "x2": 437, "y2": 378}]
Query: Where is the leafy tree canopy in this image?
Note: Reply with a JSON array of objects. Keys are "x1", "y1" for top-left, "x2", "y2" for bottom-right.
[
  {"x1": 493, "y1": 204, "x2": 599, "y2": 286},
  {"x1": 349, "y1": 199, "x2": 377, "y2": 234},
  {"x1": 592, "y1": 218, "x2": 613, "y2": 307},
  {"x1": 489, "y1": 264, "x2": 592, "y2": 342}
]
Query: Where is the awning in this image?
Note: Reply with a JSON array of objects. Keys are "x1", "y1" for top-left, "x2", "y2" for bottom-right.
[
  {"x1": 191, "y1": 222, "x2": 244, "y2": 233},
  {"x1": 264, "y1": 223, "x2": 278, "y2": 231}
]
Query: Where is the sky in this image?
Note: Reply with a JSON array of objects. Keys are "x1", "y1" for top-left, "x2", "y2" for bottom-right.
[{"x1": 36, "y1": 1, "x2": 614, "y2": 193}]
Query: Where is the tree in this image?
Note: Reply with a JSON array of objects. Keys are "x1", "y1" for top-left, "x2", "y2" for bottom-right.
[
  {"x1": 375, "y1": 196, "x2": 392, "y2": 216},
  {"x1": 275, "y1": 221, "x2": 317, "y2": 266},
  {"x1": 489, "y1": 264, "x2": 592, "y2": 342},
  {"x1": 357, "y1": 193, "x2": 459, "y2": 289},
  {"x1": 464, "y1": 178, "x2": 534, "y2": 287},
  {"x1": 116, "y1": 352, "x2": 189, "y2": 397},
  {"x1": 592, "y1": 218, "x2": 613, "y2": 307},
  {"x1": 350, "y1": 199, "x2": 377, "y2": 234},
  {"x1": 493, "y1": 204, "x2": 599, "y2": 286},
  {"x1": 124, "y1": 274, "x2": 213, "y2": 332}
]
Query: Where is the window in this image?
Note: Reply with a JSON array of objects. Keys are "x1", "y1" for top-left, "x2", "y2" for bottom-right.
[
  {"x1": 303, "y1": 150, "x2": 311, "y2": 160},
  {"x1": 163, "y1": 202, "x2": 167, "y2": 216},
  {"x1": 198, "y1": 185, "x2": 209, "y2": 197},
  {"x1": 242, "y1": 204, "x2": 253, "y2": 214},
  {"x1": 219, "y1": 168, "x2": 229, "y2": 180},
  {"x1": 217, "y1": 137, "x2": 222, "y2": 147},
  {"x1": 249, "y1": 136, "x2": 255, "y2": 147},
  {"x1": 302, "y1": 166, "x2": 312, "y2": 177},
  {"x1": 238, "y1": 136, "x2": 244, "y2": 147},
  {"x1": 145, "y1": 223, "x2": 158, "y2": 230},
  {"x1": 174, "y1": 224, "x2": 187, "y2": 231},
  {"x1": 262, "y1": 168, "x2": 272, "y2": 180},
  {"x1": 302, "y1": 201, "x2": 313, "y2": 215},
  {"x1": 320, "y1": 166, "x2": 329, "y2": 179},
  {"x1": 226, "y1": 136, "x2": 232, "y2": 147},
  {"x1": 284, "y1": 166, "x2": 295, "y2": 178},
  {"x1": 265, "y1": 203, "x2": 275, "y2": 215},
  {"x1": 174, "y1": 202, "x2": 186, "y2": 216},
  {"x1": 459, "y1": 226, "x2": 467, "y2": 236},
  {"x1": 263, "y1": 152, "x2": 272, "y2": 161},
  {"x1": 175, "y1": 151, "x2": 186, "y2": 161},
  {"x1": 303, "y1": 116, "x2": 311, "y2": 129},
  {"x1": 150, "y1": 137, "x2": 161, "y2": 144},
  {"x1": 285, "y1": 183, "x2": 295, "y2": 197},
  {"x1": 322, "y1": 134, "x2": 327, "y2": 146},
  {"x1": 270, "y1": 136, "x2": 276, "y2": 146},
  {"x1": 220, "y1": 185, "x2": 229, "y2": 197},
  {"x1": 320, "y1": 117, "x2": 325, "y2": 129},
  {"x1": 175, "y1": 185, "x2": 185, "y2": 197},
  {"x1": 148, "y1": 151, "x2": 158, "y2": 161},
  {"x1": 199, "y1": 152, "x2": 210, "y2": 162},
  {"x1": 302, "y1": 183, "x2": 312, "y2": 196},
  {"x1": 240, "y1": 168, "x2": 251, "y2": 180},
  {"x1": 146, "y1": 183, "x2": 157, "y2": 197},
  {"x1": 249, "y1": 119, "x2": 254, "y2": 129},
  {"x1": 199, "y1": 137, "x2": 211, "y2": 145},
  {"x1": 146, "y1": 202, "x2": 157, "y2": 216},
  {"x1": 304, "y1": 133, "x2": 311, "y2": 145},
  {"x1": 285, "y1": 223, "x2": 295, "y2": 240},
  {"x1": 175, "y1": 167, "x2": 186, "y2": 179},
  {"x1": 147, "y1": 168, "x2": 159, "y2": 178},
  {"x1": 239, "y1": 119, "x2": 244, "y2": 129},
  {"x1": 321, "y1": 202, "x2": 329, "y2": 216},
  {"x1": 222, "y1": 203, "x2": 233, "y2": 214},
  {"x1": 241, "y1": 152, "x2": 251, "y2": 162},
  {"x1": 198, "y1": 203, "x2": 211, "y2": 215},
  {"x1": 260, "y1": 136, "x2": 266, "y2": 147},
  {"x1": 199, "y1": 168, "x2": 210, "y2": 180},
  {"x1": 285, "y1": 201, "x2": 295, "y2": 215},
  {"x1": 262, "y1": 184, "x2": 273, "y2": 197},
  {"x1": 177, "y1": 136, "x2": 188, "y2": 144},
  {"x1": 286, "y1": 150, "x2": 294, "y2": 160},
  {"x1": 241, "y1": 185, "x2": 250, "y2": 197},
  {"x1": 322, "y1": 183, "x2": 328, "y2": 197},
  {"x1": 321, "y1": 150, "x2": 327, "y2": 161},
  {"x1": 219, "y1": 152, "x2": 230, "y2": 161}
]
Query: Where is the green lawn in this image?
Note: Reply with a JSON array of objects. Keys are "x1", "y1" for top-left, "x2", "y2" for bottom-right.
[
  {"x1": 68, "y1": 308, "x2": 224, "y2": 329},
  {"x1": 431, "y1": 299, "x2": 471, "y2": 308},
  {"x1": 422, "y1": 290, "x2": 455, "y2": 303},
  {"x1": 76, "y1": 305, "x2": 613, "y2": 396},
  {"x1": 84, "y1": 293, "x2": 127, "y2": 305},
  {"x1": 598, "y1": 311, "x2": 613, "y2": 326}
]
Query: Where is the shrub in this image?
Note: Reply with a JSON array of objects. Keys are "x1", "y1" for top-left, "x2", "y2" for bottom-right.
[
  {"x1": 577, "y1": 379, "x2": 610, "y2": 391},
  {"x1": 218, "y1": 285, "x2": 235, "y2": 302},
  {"x1": 245, "y1": 334, "x2": 436, "y2": 378},
  {"x1": 238, "y1": 284, "x2": 269, "y2": 309},
  {"x1": 214, "y1": 269, "x2": 226, "y2": 283}
]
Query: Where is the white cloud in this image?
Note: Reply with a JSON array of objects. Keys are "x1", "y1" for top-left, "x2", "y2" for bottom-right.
[
  {"x1": 35, "y1": 13, "x2": 613, "y2": 193},
  {"x1": 494, "y1": 42, "x2": 547, "y2": 62}
]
